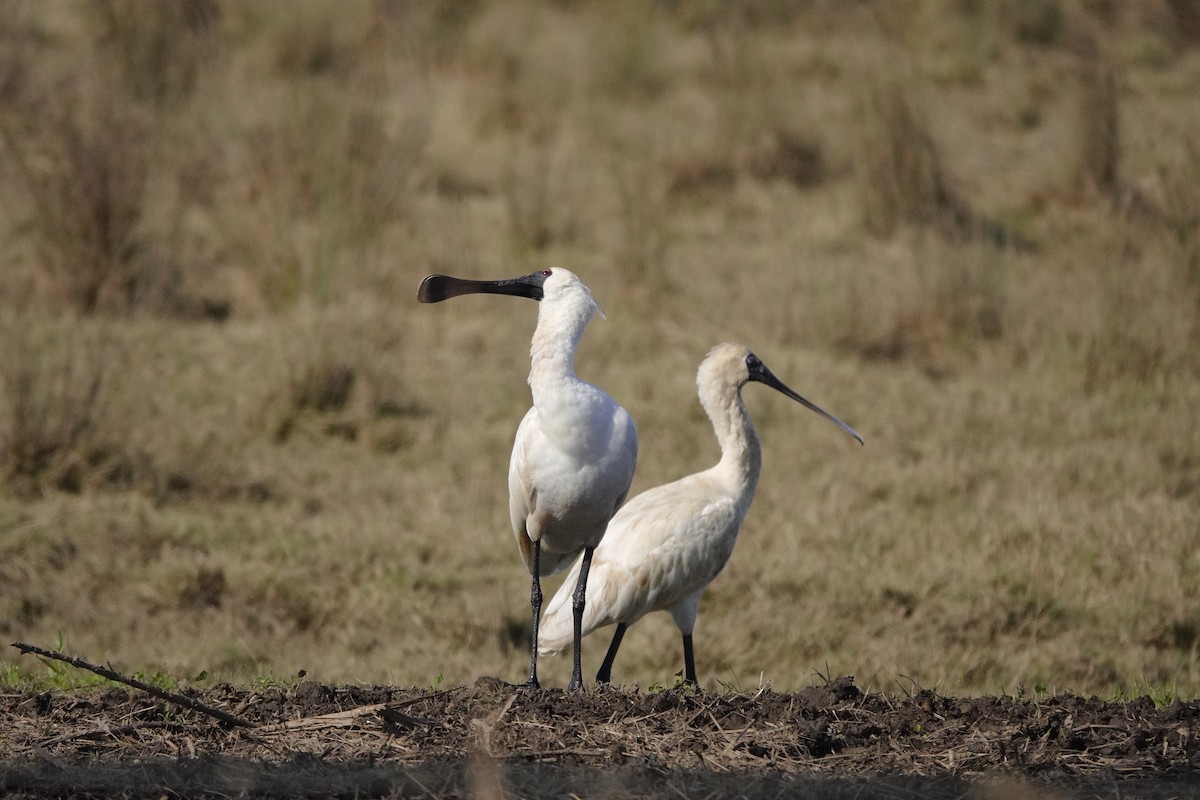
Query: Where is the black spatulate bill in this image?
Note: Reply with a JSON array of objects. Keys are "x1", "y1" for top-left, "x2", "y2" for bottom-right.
[{"x1": 417, "y1": 271, "x2": 551, "y2": 304}]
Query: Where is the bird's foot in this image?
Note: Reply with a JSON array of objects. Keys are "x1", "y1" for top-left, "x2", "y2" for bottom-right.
[{"x1": 566, "y1": 673, "x2": 584, "y2": 692}]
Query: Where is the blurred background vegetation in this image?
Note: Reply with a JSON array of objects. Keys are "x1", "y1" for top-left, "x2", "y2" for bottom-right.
[{"x1": 1, "y1": 0, "x2": 1198, "y2": 697}]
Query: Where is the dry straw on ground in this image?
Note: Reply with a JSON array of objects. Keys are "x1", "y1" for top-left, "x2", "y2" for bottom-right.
[{"x1": 2, "y1": 673, "x2": 1198, "y2": 798}]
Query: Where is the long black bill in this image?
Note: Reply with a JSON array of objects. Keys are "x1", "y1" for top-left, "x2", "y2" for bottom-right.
[
  {"x1": 750, "y1": 362, "x2": 864, "y2": 445},
  {"x1": 417, "y1": 272, "x2": 549, "y2": 304}
]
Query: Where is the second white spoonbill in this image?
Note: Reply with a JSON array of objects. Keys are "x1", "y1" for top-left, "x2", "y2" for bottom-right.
[
  {"x1": 418, "y1": 268, "x2": 638, "y2": 691},
  {"x1": 537, "y1": 343, "x2": 861, "y2": 686}
]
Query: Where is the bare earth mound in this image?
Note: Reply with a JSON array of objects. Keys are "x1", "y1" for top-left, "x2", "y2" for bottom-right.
[{"x1": 1, "y1": 676, "x2": 1197, "y2": 799}]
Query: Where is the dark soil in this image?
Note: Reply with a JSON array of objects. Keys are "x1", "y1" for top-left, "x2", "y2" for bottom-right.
[{"x1": 2, "y1": 675, "x2": 1198, "y2": 799}]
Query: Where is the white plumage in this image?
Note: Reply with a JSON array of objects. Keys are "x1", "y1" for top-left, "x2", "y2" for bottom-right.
[
  {"x1": 507, "y1": 273, "x2": 637, "y2": 577},
  {"x1": 538, "y1": 343, "x2": 861, "y2": 686},
  {"x1": 418, "y1": 268, "x2": 637, "y2": 690}
]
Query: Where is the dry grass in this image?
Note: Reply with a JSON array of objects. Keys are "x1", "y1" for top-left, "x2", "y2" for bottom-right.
[
  {"x1": 1, "y1": 0, "x2": 1198, "y2": 699},
  {"x1": 0, "y1": 316, "x2": 115, "y2": 493}
]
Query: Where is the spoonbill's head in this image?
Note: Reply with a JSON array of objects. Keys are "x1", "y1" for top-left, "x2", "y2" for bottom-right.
[
  {"x1": 540, "y1": 268, "x2": 605, "y2": 320},
  {"x1": 417, "y1": 268, "x2": 603, "y2": 315},
  {"x1": 701, "y1": 343, "x2": 864, "y2": 445}
]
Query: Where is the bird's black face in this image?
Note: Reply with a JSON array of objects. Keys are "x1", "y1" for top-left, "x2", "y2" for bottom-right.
[
  {"x1": 744, "y1": 353, "x2": 765, "y2": 380},
  {"x1": 418, "y1": 269, "x2": 552, "y2": 304},
  {"x1": 745, "y1": 352, "x2": 864, "y2": 445}
]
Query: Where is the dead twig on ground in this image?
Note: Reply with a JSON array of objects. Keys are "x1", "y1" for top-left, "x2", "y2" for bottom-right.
[{"x1": 10, "y1": 641, "x2": 253, "y2": 728}]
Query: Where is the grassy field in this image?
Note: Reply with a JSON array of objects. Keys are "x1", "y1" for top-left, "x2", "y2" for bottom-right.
[{"x1": 1, "y1": 0, "x2": 1198, "y2": 698}]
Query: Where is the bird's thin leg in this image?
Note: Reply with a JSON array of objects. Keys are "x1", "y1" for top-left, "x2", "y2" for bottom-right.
[
  {"x1": 595, "y1": 622, "x2": 627, "y2": 684},
  {"x1": 526, "y1": 539, "x2": 542, "y2": 689},
  {"x1": 566, "y1": 546, "x2": 595, "y2": 692},
  {"x1": 682, "y1": 634, "x2": 698, "y2": 686}
]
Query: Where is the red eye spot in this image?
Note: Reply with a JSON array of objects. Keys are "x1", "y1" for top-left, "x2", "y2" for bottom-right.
[{"x1": 541, "y1": 269, "x2": 552, "y2": 277}]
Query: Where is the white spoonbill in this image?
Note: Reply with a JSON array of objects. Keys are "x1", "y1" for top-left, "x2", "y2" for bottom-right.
[
  {"x1": 537, "y1": 343, "x2": 861, "y2": 686},
  {"x1": 417, "y1": 269, "x2": 638, "y2": 690}
]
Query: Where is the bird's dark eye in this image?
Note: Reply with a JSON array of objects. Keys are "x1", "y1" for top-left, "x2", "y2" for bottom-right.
[
  {"x1": 745, "y1": 354, "x2": 760, "y2": 370},
  {"x1": 541, "y1": 269, "x2": 552, "y2": 277}
]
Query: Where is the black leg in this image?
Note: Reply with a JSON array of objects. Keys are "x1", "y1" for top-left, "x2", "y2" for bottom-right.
[
  {"x1": 566, "y1": 546, "x2": 595, "y2": 692},
  {"x1": 595, "y1": 622, "x2": 627, "y2": 684},
  {"x1": 682, "y1": 633, "x2": 697, "y2": 686},
  {"x1": 526, "y1": 539, "x2": 542, "y2": 689}
]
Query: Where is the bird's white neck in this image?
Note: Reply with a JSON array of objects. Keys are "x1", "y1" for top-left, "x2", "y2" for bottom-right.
[
  {"x1": 527, "y1": 294, "x2": 595, "y2": 394},
  {"x1": 703, "y1": 382, "x2": 763, "y2": 500},
  {"x1": 524, "y1": 295, "x2": 615, "y2": 458}
]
